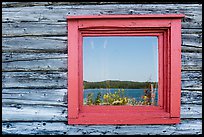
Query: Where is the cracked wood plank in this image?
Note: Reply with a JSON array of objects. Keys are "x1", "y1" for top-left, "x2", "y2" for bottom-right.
[
  {"x1": 2, "y1": 72, "x2": 67, "y2": 89},
  {"x1": 2, "y1": 4, "x2": 202, "y2": 28},
  {"x1": 2, "y1": 21, "x2": 202, "y2": 44},
  {"x1": 2, "y1": 37, "x2": 67, "y2": 53},
  {"x1": 2, "y1": 119, "x2": 202, "y2": 135}
]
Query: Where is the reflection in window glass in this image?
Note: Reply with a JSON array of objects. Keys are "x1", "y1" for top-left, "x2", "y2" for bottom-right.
[{"x1": 83, "y1": 36, "x2": 158, "y2": 106}]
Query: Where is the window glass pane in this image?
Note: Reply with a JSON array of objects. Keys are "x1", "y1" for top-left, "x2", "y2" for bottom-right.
[{"x1": 83, "y1": 36, "x2": 158, "y2": 106}]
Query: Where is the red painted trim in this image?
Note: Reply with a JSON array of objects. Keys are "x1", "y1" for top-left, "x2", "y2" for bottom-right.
[
  {"x1": 163, "y1": 30, "x2": 167, "y2": 112},
  {"x1": 81, "y1": 33, "x2": 162, "y2": 37},
  {"x1": 78, "y1": 19, "x2": 172, "y2": 29},
  {"x1": 79, "y1": 32, "x2": 83, "y2": 111},
  {"x1": 69, "y1": 116, "x2": 180, "y2": 125},
  {"x1": 81, "y1": 105, "x2": 164, "y2": 113},
  {"x1": 67, "y1": 14, "x2": 185, "y2": 19},
  {"x1": 170, "y1": 19, "x2": 182, "y2": 117},
  {"x1": 158, "y1": 33, "x2": 164, "y2": 108},
  {"x1": 166, "y1": 28, "x2": 171, "y2": 113},
  {"x1": 67, "y1": 14, "x2": 184, "y2": 124},
  {"x1": 68, "y1": 20, "x2": 79, "y2": 119}
]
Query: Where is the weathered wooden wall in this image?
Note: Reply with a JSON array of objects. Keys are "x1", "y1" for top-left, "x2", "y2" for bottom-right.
[{"x1": 2, "y1": 2, "x2": 202, "y2": 135}]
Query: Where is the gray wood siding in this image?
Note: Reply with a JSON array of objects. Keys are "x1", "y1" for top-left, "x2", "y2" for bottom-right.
[{"x1": 2, "y1": 2, "x2": 202, "y2": 135}]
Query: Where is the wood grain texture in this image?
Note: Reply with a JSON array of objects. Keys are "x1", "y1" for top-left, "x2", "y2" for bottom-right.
[
  {"x1": 2, "y1": 119, "x2": 202, "y2": 135},
  {"x1": 181, "y1": 91, "x2": 202, "y2": 105},
  {"x1": 2, "y1": 37, "x2": 67, "y2": 53},
  {"x1": 2, "y1": 4, "x2": 202, "y2": 29},
  {"x1": 2, "y1": 21, "x2": 202, "y2": 36},
  {"x1": 2, "y1": 72, "x2": 67, "y2": 89},
  {"x1": 2, "y1": 2, "x2": 202, "y2": 135},
  {"x1": 2, "y1": 89, "x2": 67, "y2": 106}
]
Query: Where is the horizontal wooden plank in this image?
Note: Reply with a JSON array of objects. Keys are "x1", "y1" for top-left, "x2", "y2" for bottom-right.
[
  {"x1": 2, "y1": 53, "x2": 67, "y2": 63},
  {"x1": 2, "y1": 37, "x2": 67, "y2": 53},
  {"x1": 2, "y1": 4, "x2": 202, "y2": 28},
  {"x1": 182, "y1": 28, "x2": 202, "y2": 34},
  {"x1": 2, "y1": 2, "x2": 202, "y2": 7},
  {"x1": 183, "y1": 52, "x2": 202, "y2": 71},
  {"x1": 182, "y1": 52, "x2": 202, "y2": 70},
  {"x1": 2, "y1": 120, "x2": 202, "y2": 135},
  {"x1": 3, "y1": 2, "x2": 202, "y2": 8},
  {"x1": 2, "y1": 22, "x2": 67, "y2": 37},
  {"x1": 181, "y1": 80, "x2": 202, "y2": 90},
  {"x1": 181, "y1": 91, "x2": 202, "y2": 105},
  {"x1": 2, "y1": 22, "x2": 202, "y2": 36},
  {"x1": 2, "y1": 89, "x2": 67, "y2": 106},
  {"x1": 2, "y1": 99, "x2": 66, "y2": 107},
  {"x1": 2, "y1": 105, "x2": 67, "y2": 122},
  {"x1": 2, "y1": 58, "x2": 67, "y2": 72},
  {"x1": 2, "y1": 72, "x2": 67, "y2": 89},
  {"x1": 2, "y1": 2, "x2": 49, "y2": 8},
  {"x1": 181, "y1": 46, "x2": 202, "y2": 53},
  {"x1": 182, "y1": 66, "x2": 202, "y2": 71},
  {"x1": 2, "y1": 4, "x2": 201, "y2": 16},
  {"x1": 180, "y1": 104, "x2": 202, "y2": 119},
  {"x1": 181, "y1": 71, "x2": 202, "y2": 81},
  {"x1": 182, "y1": 29, "x2": 202, "y2": 47},
  {"x1": 3, "y1": 2, "x2": 147, "y2": 8},
  {"x1": 182, "y1": 34, "x2": 202, "y2": 48}
]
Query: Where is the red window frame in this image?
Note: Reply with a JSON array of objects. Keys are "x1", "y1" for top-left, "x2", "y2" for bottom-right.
[{"x1": 67, "y1": 14, "x2": 184, "y2": 124}]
